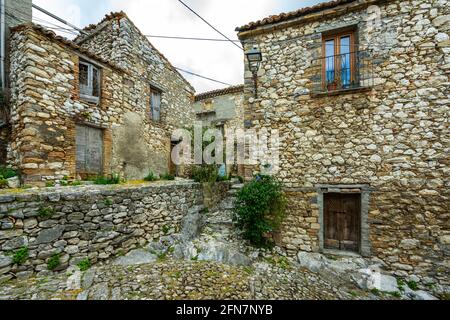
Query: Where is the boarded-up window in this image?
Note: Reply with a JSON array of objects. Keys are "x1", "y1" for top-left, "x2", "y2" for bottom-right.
[
  {"x1": 79, "y1": 61, "x2": 101, "y2": 103},
  {"x1": 76, "y1": 125, "x2": 103, "y2": 176},
  {"x1": 150, "y1": 88, "x2": 161, "y2": 122}
]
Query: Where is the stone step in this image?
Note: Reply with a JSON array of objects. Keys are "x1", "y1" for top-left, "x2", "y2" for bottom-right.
[
  {"x1": 219, "y1": 197, "x2": 236, "y2": 210},
  {"x1": 188, "y1": 205, "x2": 205, "y2": 214},
  {"x1": 231, "y1": 184, "x2": 244, "y2": 190}
]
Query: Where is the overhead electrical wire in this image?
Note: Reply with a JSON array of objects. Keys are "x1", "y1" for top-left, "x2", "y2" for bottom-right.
[
  {"x1": 7, "y1": 4, "x2": 446, "y2": 49},
  {"x1": 174, "y1": 67, "x2": 232, "y2": 86},
  {"x1": 176, "y1": 0, "x2": 243, "y2": 51},
  {"x1": 4, "y1": 4, "x2": 234, "y2": 86},
  {"x1": 146, "y1": 34, "x2": 241, "y2": 43}
]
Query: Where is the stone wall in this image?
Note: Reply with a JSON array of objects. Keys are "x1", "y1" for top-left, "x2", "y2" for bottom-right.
[
  {"x1": 238, "y1": 0, "x2": 449, "y2": 285},
  {"x1": 194, "y1": 87, "x2": 245, "y2": 177},
  {"x1": 8, "y1": 25, "x2": 123, "y2": 184},
  {"x1": 8, "y1": 15, "x2": 196, "y2": 185},
  {"x1": 0, "y1": 181, "x2": 202, "y2": 277},
  {"x1": 194, "y1": 86, "x2": 244, "y2": 128},
  {"x1": 76, "y1": 13, "x2": 196, "y2": 178}
]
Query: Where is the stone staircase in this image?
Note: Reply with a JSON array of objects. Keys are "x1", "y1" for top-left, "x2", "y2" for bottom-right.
[
  {"x1": 202, "y1": 183, "x2": 243, "y2": 241},
  {"x1": 115, "y1": 181, "x2": 259, "y2": 267}
]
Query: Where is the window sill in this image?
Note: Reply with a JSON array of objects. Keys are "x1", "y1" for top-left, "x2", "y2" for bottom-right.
[
  {"x1": 80, "y1": 94, "x2": 100, "y2": 104},
  {"x1": 311, "y1": 86, "x2": 372, "y2": 98}
]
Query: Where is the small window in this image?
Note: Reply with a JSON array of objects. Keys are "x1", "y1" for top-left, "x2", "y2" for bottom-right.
[
  {"x1": 79, "y1": 61, "x2": 101, "y2": 103},
  {"x1": 150, "y1": 87, "x2": 161, "y2": 122},
  {"x1": 322, "y1": 30, "x2": 356, "y2": 91}
]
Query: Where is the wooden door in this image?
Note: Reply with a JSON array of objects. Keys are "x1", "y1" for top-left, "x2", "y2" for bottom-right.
[
  {"x1": 76, "y1": 125, "x2": 103, "y2": 177},
  {"x1": 324, "y1": 193, "x2": 360, "y2": 252}
]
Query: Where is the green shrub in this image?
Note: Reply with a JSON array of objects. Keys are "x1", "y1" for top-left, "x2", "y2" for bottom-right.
[
  {"x1": 217, "y1": 174, "x2": 231, "y2": 182},
  {"x1": 407, "y1": 280, "x2": 419, "y2": 291},
  {"x1": 47, "y1": 254, "x2": 61, "y2": 270},
  {"x1": 234, "y1": 175, "x2": 287, "y2": 248},
  {"x1": 94, "y1": 173, "x2": 121, "y2": 185},
  {"x1": 144, "y1": 171, "x2": 158, "y2": 182},
  {"x1": 190, "y1": 165, "x2": 218, "y2": 183},
  {"x1": 13, "y1": 247, "x2": 29, "y2": 265},
  {"x1": 160, "y1": 173, "x2": 175, "y2": 181},
  {"x1": 71, "y1": 181, "x2": 82, "y2": 186},
  {"x1": 45, "y1": 181, "x2": 55, "y2": 188},
  {"x1": 0, "y1": 167, "x2": 18, "y2": 179},
  {"x1": 38, "y1": 206, "x2": 55, "y2": 218},
  {"x1": 162, "y1": 225, "x2": 170, "y2": 235},
  {"x1": 77, "y1": 259, "x2": 91, "y2": 272},
  {"x1": 0, "y1": 175, "x2": 8, "y2": 189}
]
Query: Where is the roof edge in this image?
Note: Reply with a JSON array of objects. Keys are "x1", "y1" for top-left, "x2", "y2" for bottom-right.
[
  {"x1": 194, "y1": 85, "x2": 244, "y2": 102},
  {"x1": 75, "y1": 12, "x2": 195, "y2": 93},
  {"x1": 236, "y1": 0, "x2": 364, "y2": 33},
  {"x1": 10, "y1": 23, "x2": 127, "y2": 74}
]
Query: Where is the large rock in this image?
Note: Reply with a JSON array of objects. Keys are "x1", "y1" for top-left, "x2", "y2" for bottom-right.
[
  {"x1": 405, "y1": 289, "x2": 438, "y2": 301},
  {"x1": 2, "y1": 236, "x2": 28, "y2": 251},
  {"x1": 89, "y1": 283, "x2": 110, "y2": 300},
  {"x1": 7, "y1": 177, "x2": 20, "y2": 189},
  {"x1": 354, "y1": 267, "x2": 399, "y2": 293},
  {"x1": 66, "y1": 266, "x2": 82, "y2": 290},
  {"x1": 35, "y1": 225, "x2": 65, "y2": 244},
  {"x1": 0, "y1": 255, "x2": 13, "y2": 268},
  {"x1": 113, "y1": 249, "x2": 157, "y2": 266},
  {"x1": 180, "y1": 206, "x2": 204, "y2": 241},
  {"x1": 197, "y1": 241, "x2": 251, "y2": 266},
  {"x1": 297, "y1": 252, "x2": 328, "y2": 273},
  {"x1": 174, "y1": 239, "x2": 252, "y2": 266}
]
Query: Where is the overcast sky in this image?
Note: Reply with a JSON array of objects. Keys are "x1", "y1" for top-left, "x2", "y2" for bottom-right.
[{"x1": 32, "y1": 0, "x2": 327, "y2": 93}]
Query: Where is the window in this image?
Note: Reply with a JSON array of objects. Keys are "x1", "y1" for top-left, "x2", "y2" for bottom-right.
[
  {"x1": 322, "y1": 30, "x2": 356, "y2": 91},
  {"x1": 79, "y1": 61, "x2": 101, "y2": 103},
  {"x1": 150, "y1": 87, "x2": 161, "y2": 122}
]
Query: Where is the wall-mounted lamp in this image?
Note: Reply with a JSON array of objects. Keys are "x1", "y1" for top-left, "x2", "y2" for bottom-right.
[{"x1": 245, "y1": 45, "x2": 262, "y2": 98}]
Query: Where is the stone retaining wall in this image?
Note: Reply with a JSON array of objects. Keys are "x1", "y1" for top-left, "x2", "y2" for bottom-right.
[{"x1": 0, "y1": 181, "x2": 202, "y2": 279}]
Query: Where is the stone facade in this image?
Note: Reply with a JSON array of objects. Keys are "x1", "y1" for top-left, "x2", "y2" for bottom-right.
[
  {"x1": 7, "y1": 13, "x2": 196, "y2": 185},
  {"x1": 237, "y1": 0, "x2": 449, "y2": 286},
  {"x1": 0, "y1": 181, "x2": 202, "y2": 277},
  {"x1": 194, "y1": 85, "x2": 244, "y2": 128},
  {"x1": 194, "y1": 85, "x2": 245, "y2": 177},
  {"x1": 76, "y1": 13, "x2": 196, "y2": 178}
]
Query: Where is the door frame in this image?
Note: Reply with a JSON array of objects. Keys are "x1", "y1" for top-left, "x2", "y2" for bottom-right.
[{"x1": 316, "y1": 184, "x2": 372, "y2": 257}]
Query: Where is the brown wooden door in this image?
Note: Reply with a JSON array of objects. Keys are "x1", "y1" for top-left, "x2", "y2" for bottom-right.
[
  {"x1": 76, "y1": 125, "x2": 103, "y2": 177},
  {"x1": 324, "y1": 193, "x2": 360, "y2": 252}
]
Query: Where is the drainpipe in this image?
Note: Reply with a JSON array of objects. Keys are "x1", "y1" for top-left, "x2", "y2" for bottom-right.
[{"x1": 0, "y1": 0, "x2": 5, "y2": 90}]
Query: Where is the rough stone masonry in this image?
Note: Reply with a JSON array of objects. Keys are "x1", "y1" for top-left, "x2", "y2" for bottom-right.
[
  {"x1": 237, "y1": 0, "x2": 449, "y2": 287},
  {"x1": 7, "y1": 12, "x2": 196, "y2": 185},
  {"x1": 0, "y1": 181, "x2": 202, "y2": 279}
]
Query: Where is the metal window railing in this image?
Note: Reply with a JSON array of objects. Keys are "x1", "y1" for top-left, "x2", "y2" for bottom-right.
[{"x1": 310, "y1": 50, "x2": 374, "y2": 94}]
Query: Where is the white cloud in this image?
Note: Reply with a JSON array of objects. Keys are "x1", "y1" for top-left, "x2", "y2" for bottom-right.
[{"x1": 32, "y1": 0, "x2": 324, "y2": 93}]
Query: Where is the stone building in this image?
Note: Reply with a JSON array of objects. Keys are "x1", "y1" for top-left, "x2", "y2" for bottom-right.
[
  {"x1": 194, "y1": 85, "x2": 244, "y2": 128},
  {"x1": 7, "y1": 12, "x2": 195, "y2": 185},
  {"x1": 237, "y1": 0, "x2": 449, "y2": 285},
  {"x1": 194, "y1": 85, "x2": 245, "y2": 176},
  {"x1": 0, "y1": 0, "x2": 32, "y2": 164}
]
